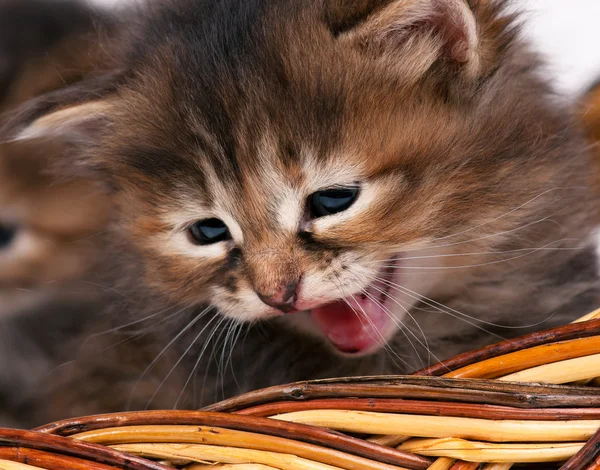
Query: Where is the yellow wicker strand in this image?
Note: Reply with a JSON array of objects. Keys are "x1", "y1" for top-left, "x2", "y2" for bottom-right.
[
  {"x1": 573, "y1": 308, "x2": 600, "y2": 322},
  {"x1": 0, "y1": 461, "x2": 45, "y2": 470},
  {"x1": 186, "y1": 465, "x2": 279, "y2": 470},
  {"x1": 400, "y1": 438, "x2": 584, "y2": 463},
  {"x1": 498, "y1": 353, "x2": 600, "y2": 384},
  {"x1": 425, "y1": 457, "x2": 455, "y2": 469},
  {"x1": 367, "y1": 436, "x2": 410, "y2": 447},
  {"x1": 271, "y1": 410, "x2": 600, "y2": 443},
  {"x1": 113, "y1": 443, "x2": 353, "y2": 470},
  {"x1": 445, "y1": 336, "x2": 600, "y2": 380}
]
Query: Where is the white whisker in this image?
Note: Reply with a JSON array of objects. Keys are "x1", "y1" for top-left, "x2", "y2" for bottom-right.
[
  {"x1": 172, "y1": 313, "x2": 225, "y2": 409},
  {"x1": 376, "y1": 277, "x2": 556, "y2": 331},
  {"x1": 367, "y1": 242, "x2": 581, "y2": 264},
  {"x1": 127, "y1": 305, "x2": 212, "y2": 410},
  {"x1": 144, "y1": 308, "x2": 221, "y2": 409},
  {"x1": 422, "y1": 187, "x2": 575, "y2": 243},
  {"x1": 377, "y1": 239, "x2": 578, "y2": 270},
  {"x1": 379, "y1": 205, "x2": 571, "y2": 255}
]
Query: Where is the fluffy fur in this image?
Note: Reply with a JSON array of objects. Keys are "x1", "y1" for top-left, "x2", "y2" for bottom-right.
[{"x1": 1, "y1": 0, "x2": 599, "y2": 426}]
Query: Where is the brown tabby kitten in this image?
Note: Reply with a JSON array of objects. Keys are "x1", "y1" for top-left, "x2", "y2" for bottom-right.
[{"x1": 2, "y1": 0, "x2": 600, "y2": 425}]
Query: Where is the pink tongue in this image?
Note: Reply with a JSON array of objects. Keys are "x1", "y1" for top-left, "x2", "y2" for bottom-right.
[{"x1": 311, "y1": 295, "x2": 389, "y2": 353}]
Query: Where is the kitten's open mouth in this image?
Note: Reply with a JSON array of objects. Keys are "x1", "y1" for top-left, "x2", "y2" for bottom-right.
[{"x1": 310, "y1": 263, "x2": 397, "y2": 355}]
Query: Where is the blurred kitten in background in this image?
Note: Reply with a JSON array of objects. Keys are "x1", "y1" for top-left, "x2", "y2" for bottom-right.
[
  {"x1": 0, "y1": 0, "x2": 116, "y2": 426},
  {"x1": 0, "y1": 2, "x2": 190, "y2": 426},
  {"x1": 0, "y1": 0, "x2": 118, "y2": 318}
]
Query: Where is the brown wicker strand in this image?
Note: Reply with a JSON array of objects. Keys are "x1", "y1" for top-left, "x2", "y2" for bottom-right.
[
  {"x1": 202, "y1": 377, "x2": 600, "y2": 412},
  {"x1": 236, "y1": 398, "x2": 600, "y2": 421},
  {"x1": 0, "y1": 447, "x2": 120, "y2": 470},
  {"x1": 559, "y1": 428, "x2": 600, "y2": 470},
  {"x1": 0, "y1": 428, "x2": 170, "y2": 470}
]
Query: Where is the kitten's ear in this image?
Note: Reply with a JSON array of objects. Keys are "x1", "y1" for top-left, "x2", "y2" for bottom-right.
[
  {"x1": 13, "y1": 100, "x2": 113, "y2": 144},
  {"x1": 339, "y1": 0, "x2": 481, "y2": 79},
  {"x1": 2, "y1": 74, "x2": 120, "y2": 176}
]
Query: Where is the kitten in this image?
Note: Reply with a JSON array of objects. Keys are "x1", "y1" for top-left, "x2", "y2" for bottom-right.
[{"x1": 2, "y1": 0, "x2": 600, "y2": 425}]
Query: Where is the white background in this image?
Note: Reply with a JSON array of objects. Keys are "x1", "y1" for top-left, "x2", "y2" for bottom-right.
[
  {"x1": 517, "y1": 0, "x2": 600, "y2": 96},
  {"x1": 92, "y1": 0, "x2": 600, "y2": 97}
]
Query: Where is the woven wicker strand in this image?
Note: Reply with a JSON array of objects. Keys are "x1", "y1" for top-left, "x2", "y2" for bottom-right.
[
  {"x1": 443, "y1": 336, "x2": 600, "y2": 380},
  {"x1": 268, "y1": 410, "x2": 600, "y2": 442},
  {"x1": 186, "y1": 465, "x2": 277, "y2": 470},
  {"x1": 112, "y1": 443, "x2": 350, "y2": 470},
  {"x1": 498, "y1": 354, "x2": 600, "y2": 384},
  {"x1": 400, "y1": 438, "x2": 585, "y2": 463},
  {"x1": 560, "y1": 428, "x2": 600, "y2": 470},
  {"x1": 236, "y1": 398, "x2": 600, "y2": 420},
  {"x1": 424, "y1": 459, "x2": 454, "y2": 470},
  {"x1": 0, "y1": 428, "x2": 171, "y2": 470},
  {"x1": 0, "y1": 447, "x2": 121, "y2": 470}
]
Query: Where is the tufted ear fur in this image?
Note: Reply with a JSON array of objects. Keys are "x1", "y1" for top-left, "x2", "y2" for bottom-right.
[
  {"x1": 13, "y1": 100, "x2": 113, "y2": 144},
  {"x1": 339, "y1": 0, "x2": 481, "y2": 79}
]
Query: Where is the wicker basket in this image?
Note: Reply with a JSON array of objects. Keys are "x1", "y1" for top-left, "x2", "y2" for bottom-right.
[{"x1": 1, "y1": 310, "x2": 599, "y2": 470}]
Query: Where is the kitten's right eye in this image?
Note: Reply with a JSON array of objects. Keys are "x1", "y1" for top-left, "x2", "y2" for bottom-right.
[
  {"x1": 0, "y1": 225, "x2": 16, "y2": 249},
  {"x1": 310, "y1": 186, "x2": 359, "y2": 218},
  {"x1": 189, "y1": 218, "x2": 231, "y2": 245}
]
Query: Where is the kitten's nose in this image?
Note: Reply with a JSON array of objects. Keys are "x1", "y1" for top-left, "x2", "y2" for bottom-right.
[{"x1": 257, "y1": 282, "x2": 298, "y2": 312}]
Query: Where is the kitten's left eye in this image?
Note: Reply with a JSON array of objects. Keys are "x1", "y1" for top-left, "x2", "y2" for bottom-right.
[
  {"x1": 310, "y1": 186, "x2": 359, "y2": 218},
  {"x1": 189, "y1": 218, "x2": 231, "y2": 245},
  {"x1": 0, "y1": 225, "x2": 17, "y2": 249}
]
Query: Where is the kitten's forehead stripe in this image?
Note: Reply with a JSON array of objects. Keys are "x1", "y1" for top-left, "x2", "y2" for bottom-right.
[{"x1": 138, "y1": 0, "x2": 352, "y2": 180}]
